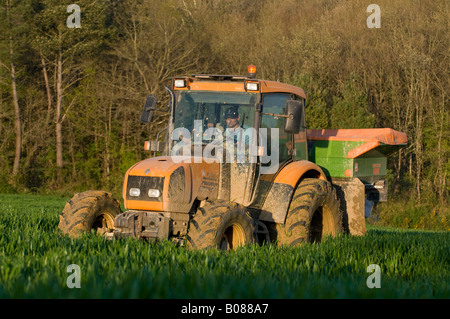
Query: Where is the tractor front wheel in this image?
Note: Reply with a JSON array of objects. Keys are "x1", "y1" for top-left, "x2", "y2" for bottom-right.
[
  {"x1": 59, "y1": 191, "x2": 122, "y2": 238},
  {"x1": 186, "y1": 201, "x2": 255, "y2": 250}
]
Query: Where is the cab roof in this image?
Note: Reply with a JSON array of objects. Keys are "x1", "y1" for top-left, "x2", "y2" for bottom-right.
[{"x1": 173, "y1": 74, "x2": 307, "y2": 100}]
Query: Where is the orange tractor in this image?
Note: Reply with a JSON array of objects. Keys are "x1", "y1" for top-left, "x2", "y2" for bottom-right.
[{"x1": 59, "y1": 65, "x2": 407, "y2": 249}]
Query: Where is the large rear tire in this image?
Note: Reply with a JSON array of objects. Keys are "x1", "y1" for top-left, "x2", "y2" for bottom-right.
[
  {"x1": 274, "y1": 178, "x2": 343, "y2": 246},
  {"x1": 59, "y1": 191, "x2": 122, "y2": 238},
  {"x1": 186, "y1": 200, "x2": 255, "y2": 250}
]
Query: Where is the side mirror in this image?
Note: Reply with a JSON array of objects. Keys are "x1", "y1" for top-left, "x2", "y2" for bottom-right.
[
  {"x1": 140, "y1": 95, "x2": 157, "y2": 124},
  {"x1": 284, "y1": 100, "x2": 303, "y2": 133}
]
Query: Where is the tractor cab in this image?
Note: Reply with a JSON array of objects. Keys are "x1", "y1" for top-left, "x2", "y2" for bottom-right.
[{"x1": 140, "y1": 66, "x2": 309, "y2": 206}]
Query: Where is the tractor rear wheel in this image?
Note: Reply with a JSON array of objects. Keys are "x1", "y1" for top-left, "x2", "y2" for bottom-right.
[
  {"x1": 274, "y1": 178, "x2": 343, "y2": 246},
  {"x1": 186, "y1": 200, "x2": 255, "y2": 250},
  {"x1": 59, "y1": 191, "x2": 122, "y2": 238}
]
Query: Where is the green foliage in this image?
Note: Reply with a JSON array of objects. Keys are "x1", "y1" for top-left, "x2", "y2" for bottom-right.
[
  {"x1": 422, "y1": 108, "x2": 449, "y2": 203},
  {"x1": 289, "y1": 73, "x2": 330, "y2": 129},
  {"x1": 0, "y1": 194, "x2": 448, "y2": 298},
  {"x1": 31, "y1": 0, "x2": 113, "y2": 59},
  {"x1": 330, "y1": 75, "x2": 376, "y2": 129},
  {"x1": 371, "y1": 199, "x2": 450, "y2": 231}
]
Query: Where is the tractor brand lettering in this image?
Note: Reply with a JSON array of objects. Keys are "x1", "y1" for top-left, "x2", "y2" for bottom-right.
[
  {"x1": 198, "y1": 180, "x2": 217, "y2": 193},
  {"x1": 199, "y1": 173, "x2": 219, "y2": 193},
  {"x1": 203, "y1": 172, "x2": 218, "y2": 181}
]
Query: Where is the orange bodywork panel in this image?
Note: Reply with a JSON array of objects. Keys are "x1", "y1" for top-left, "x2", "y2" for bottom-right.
[
  {"x1": 272, "y1": 160, "x2": 327, "y2": 187},
  {"x1": 189, "y1": 82, "x2": 247, "y2": 92},
  {"x1": 123, "y1": 156, "x2": 220, "y2": 212}
]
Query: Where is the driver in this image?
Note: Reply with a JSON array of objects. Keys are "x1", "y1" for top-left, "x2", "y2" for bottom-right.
[
  {"x1": 224, "y1": 106, "x2": 245, "y2": 143},
  {"x1": 223, "y1": 106, "x2": 250, "y2": 163}
]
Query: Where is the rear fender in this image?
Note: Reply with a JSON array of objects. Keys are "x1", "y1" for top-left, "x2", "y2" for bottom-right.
[{"x1": 259, "y1": 161, "x2": 327, "y2": 223}]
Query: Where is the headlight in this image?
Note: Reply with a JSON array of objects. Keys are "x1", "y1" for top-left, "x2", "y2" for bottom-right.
[
  {"x1": 129, "y1": 188, "x2": 141, "y2": 197},
  {"x1": 126, "y1": 176, "x2": 164, "y2": 201},
  {"x1": 147, "y1": 189, "x2": 161, "y2": 198}
]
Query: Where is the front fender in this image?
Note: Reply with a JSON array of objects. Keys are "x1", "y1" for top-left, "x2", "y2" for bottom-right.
[{"x1": 259, "y1": 161, "x2": 327, "y2": 223}]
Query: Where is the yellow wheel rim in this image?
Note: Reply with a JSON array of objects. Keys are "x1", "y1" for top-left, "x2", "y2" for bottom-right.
[
  {"x1": 93, "y1": 212, "x2": 115, "y2": 235},
  {"x1": 219, "y1": 223, "x2": 246, "y2": 250}
]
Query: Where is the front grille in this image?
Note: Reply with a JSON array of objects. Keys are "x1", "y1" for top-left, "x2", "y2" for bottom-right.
[{"x1": 126, "y1": 176, "x2": 164, "y2": 202}]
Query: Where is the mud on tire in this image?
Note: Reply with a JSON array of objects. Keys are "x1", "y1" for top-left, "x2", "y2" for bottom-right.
[
  {"x1": 59, "y1": 191, "x2": 122, "y2": 238},
  {"x1": 186, "y1": 200, "x2": 255, "y2": 250},
  {"x1": 274, "y1": 178, "x2": 343, "y2": 246}
]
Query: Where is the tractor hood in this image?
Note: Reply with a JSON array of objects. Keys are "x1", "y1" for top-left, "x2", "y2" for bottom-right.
[
  {"x1": 127, "y1": 156, "x2": 187, "y2": 177},
  {"x1": 123, "y1": 156, "x2": 220, "y2": 212}
]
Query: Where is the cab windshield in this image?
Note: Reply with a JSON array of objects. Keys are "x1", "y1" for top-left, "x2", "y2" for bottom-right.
[{"x1": 173, "y1": 91, "x2": 256, "y2": 143}]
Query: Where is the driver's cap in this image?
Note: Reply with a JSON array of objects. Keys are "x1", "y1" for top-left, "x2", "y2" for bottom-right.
[{"x1": 224, "y1": 106, "x2": 239, "y2": 119}]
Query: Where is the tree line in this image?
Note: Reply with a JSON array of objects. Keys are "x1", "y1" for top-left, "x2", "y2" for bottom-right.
[{"x1": 0, "y1": 0, "x2": 448, "y2": 211}]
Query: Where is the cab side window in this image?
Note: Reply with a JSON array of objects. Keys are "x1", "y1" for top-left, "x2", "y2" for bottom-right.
[{"x1": 261, "y1": 93, "x2": 292, "y2": 167}]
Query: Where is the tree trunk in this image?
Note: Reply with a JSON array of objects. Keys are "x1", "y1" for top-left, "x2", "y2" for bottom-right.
[
  {"x1": 104, "y1": 103, "x2": 112, "y2": 182},
  {"x1": 55, "y1": 46, "x2": 64, "y2": 181},
  {"x1": 10, "y1": 47, "x2": 21, "y2": 177},
  {"x1": 40, "y1": 52, "x2": 53, "y2": 125},
  {"x1": 7, "y1": 0, "x2": 21, "y2": 177}
]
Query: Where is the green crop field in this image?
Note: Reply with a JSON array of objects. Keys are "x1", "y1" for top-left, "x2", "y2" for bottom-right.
[{"x1": 0, "y1": 193, "x2": 448, "y2": 299}]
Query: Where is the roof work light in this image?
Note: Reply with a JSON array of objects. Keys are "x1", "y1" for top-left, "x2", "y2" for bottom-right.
[
  {"x1": 174, "y1": 78, "x2": 188, "y2": 88},
  {"x1": 247, "y1": 64, "x2": 257, "y2": 78},
  {"x1": 245, "y1": 81, "x2": 259, "y2": 91}
]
